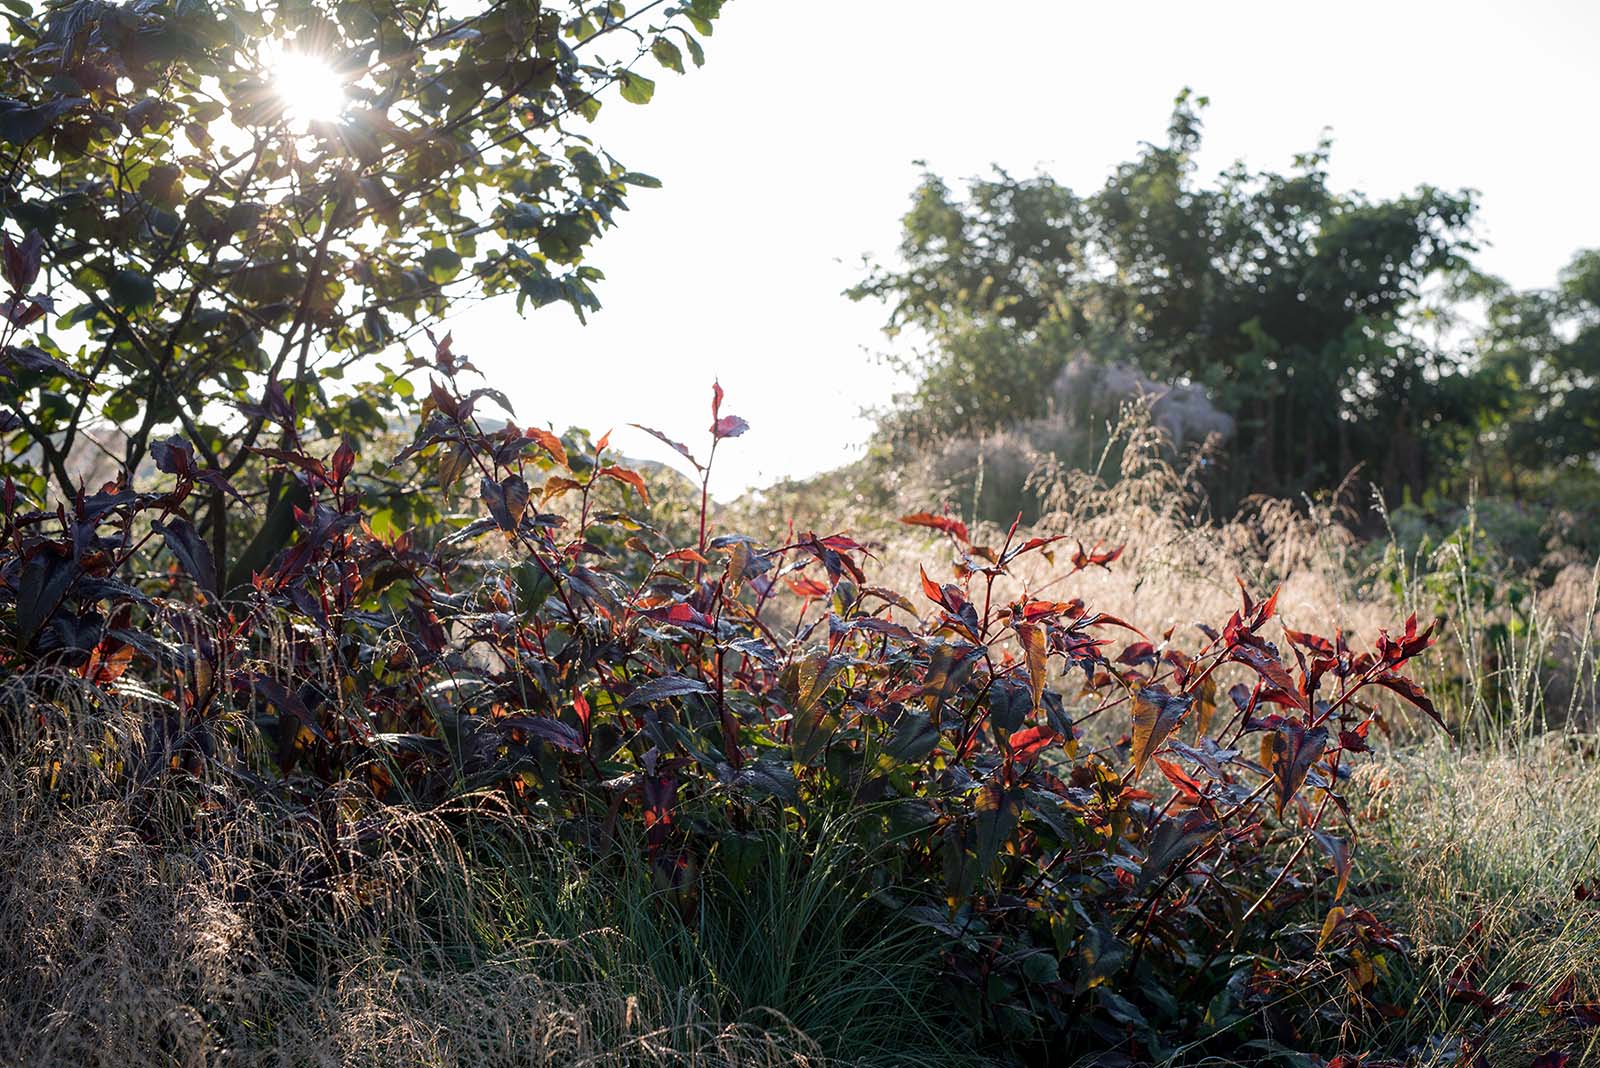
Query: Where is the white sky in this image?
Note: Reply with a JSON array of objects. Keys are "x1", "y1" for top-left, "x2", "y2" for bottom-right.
[{"x1": 449, "y1": 0, "x2": 1600, "y2": 495}]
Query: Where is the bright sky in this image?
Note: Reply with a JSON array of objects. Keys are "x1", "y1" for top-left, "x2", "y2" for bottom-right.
[{"x1": 449, "y1": 0, "x2": 1600, "y2": 495}]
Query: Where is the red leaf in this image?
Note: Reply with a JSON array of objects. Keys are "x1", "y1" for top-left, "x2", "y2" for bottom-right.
[
  {"x1": 1373, "y1": 670, "x2": 1443, "y2": 727},
  {"x1": 1284, "y1": 627, "x2": 1334, "y2": 655},
  {"x1": 1377, "y1": 613, "x2": 1438, "y2": 667},
  {"x1": 1131, "y1": 687, "x2": 1192, "y2": 775},
  {"x1": 482, "y1": 474, "x2": 529, "y2": 531},
  {"x1": 1008, "y1": 724, "x2": 1056, "y2": 762},
  {"x1": 1000, "y1": 533, "x2": 1069, "y2": 564},
  {"x1": 918, "y1": 565, "x2": 949, "y2": 609},
  {"x1": 573, "y1": 691, "x2": 591, "y2": 735},
  {"x1": 151, "y1": 435, "x2": 196, "y2": 477},
  {"x1": 196, "y1": 469, "x2": 251, "y2": 511},
  {"x1": 1339, "y1": 719, "x2": 1373, "y2": 753},
  {"x1": 631, "y1": 423, "x2": 701, "y2": 471},
  {"x1": 1117, "y1": 641, "x2": 1156, "y2": 666},
  {"x1": 2, "y1": 228, "x2": 43, "y2": 291},
  {"x1": 899, "y1": 512, "x2": 970, "y2": 544},
  {"x1": 1071, "y1": 541, "x2": 1123, "y2": 571},
  {"x1": 1312, "y1": 830, "x2": 1352, "y2": 899},
  {"x1": 711, "y1": 414, "x2": 749, "y2": 439},
  {"x1": 1231, "y1": 642, "x2": 1306, "y2": 710},
  {"x1": 331, "y1": 440, "x2": 355, "y2": 483},
  {"x1": 81, "y1": 631, "x2": 134, "y2": 685},
  {"x1": 1082, "y1": 612, "x2": 1147, "y2": 638},
  {"x1": 1019, "y1": 598, "x2": 1084, "y2": 622},
  {"x1": 1153, "y1": 755, "x2": 1204, "y2": 801},
  {"x1": 641, "y1": 602, "x2": 716, "y2": 633},
  {"x1": 820, "y1": 532, "x2": 874, "y2": 557},
  {"x1": 785, "y1": 574, "x2": 830, "y2": 600},
  {"x1": 1012, "y1": 621, "x2": 1048, "y2": 711},
  {"x1": 1262, "y1": 720, "x2": 1329, "y2": 817},
  {"x1": 251, "y1": 446, "x2": 330, "y2": 484}
]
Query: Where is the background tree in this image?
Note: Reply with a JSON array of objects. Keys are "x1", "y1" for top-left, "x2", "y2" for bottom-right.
[
  {"x1": 0, "y1": 0, "x2": 722, "y2": 585},
  {"x1": 1472, "y1": 249, "x2": 1600, "y2": 493},
  {"x1": 852, "y1": 92, "x2": 1484, "y2": 503}
]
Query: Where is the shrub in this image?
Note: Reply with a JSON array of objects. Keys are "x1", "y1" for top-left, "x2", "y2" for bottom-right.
[{"x1": 0, "y1": 314, "x2": 1466, "y2": 1064}]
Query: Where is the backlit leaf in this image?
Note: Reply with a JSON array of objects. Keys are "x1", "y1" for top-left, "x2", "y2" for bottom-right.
[
  {"x1": 1262, "y1": 720, "x2": 1329, "y2": 817},
  {"x1": 1016, "y1": 621, "x2": 1047, "y2": 710},
  {"x1": 599, "y1": 464, "x2": 650, "y2": 502},
  {"x1": 1130, "y1": 687, "x2": 1192, "y2": 776},
  {"x1": 900, "y1": 512, "x2": 970, "y2": 543}
]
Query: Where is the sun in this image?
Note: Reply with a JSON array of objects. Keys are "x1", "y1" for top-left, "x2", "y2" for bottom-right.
[{"x1": 266, "y1": 46, "x2": 346, "y2": 128}]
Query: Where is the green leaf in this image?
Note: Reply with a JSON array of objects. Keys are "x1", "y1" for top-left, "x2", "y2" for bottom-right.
[
  {"x1": 651, "y1": 37, "x2": 683, "y2": 73},
  {"x1": 732, "y1": 758, "x2": 797, "y2": 803},
  {"x1": 791, "y1": 699, "x2": 839, "y2": 765},
  {"x1": 1135, "y1": 812, "x2": 1216, "y2": 892},
  {"x1": 1075, "y1": 923, "x2": 1127, "y2": 995},
  {"x1": 421, "y1": 247, "x2": 463, "y2": 284},
  {"x1": 106, "y1": 269, "x2": 156, "y2": 310},
  {"x1": 618, "y1": 71, "x2": 655, "y2": 105},
  {"x1": 988, "y1": 679, "x2": 1030, "y2": 736},
  {"x1": 0, "y1": 97, "x2": 83, "y2": 145}
]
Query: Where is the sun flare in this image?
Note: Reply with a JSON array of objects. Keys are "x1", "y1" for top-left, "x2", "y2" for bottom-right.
[{"x1": 267, "y1": 47, "x2": 346, "y2": 127}]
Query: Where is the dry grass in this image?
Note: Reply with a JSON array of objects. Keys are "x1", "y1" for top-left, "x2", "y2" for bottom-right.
[
  {"x1": 847, "y1": 404, "x2": 1600, "y2": 742},
  {"x1": 1347, "y1": 732, "x2": 1600, "y2": 1065},
  {"x1": 0, "y1": 674, "x2": 827, "y2": 1068}
]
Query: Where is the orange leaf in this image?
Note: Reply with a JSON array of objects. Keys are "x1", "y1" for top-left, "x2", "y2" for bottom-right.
[
  {"x1": 1153, "y1": 755, "x2": 1204, "y2": 801},
  {"x1": 599, "y1": 464, "x2": 650, "y2": 503},
  {"x1": 540, "y1": 475, "x2": 582, "y2": 503},
  {"x1": 524, "y1": 426, "x2": 568, "y2": 466},
  {"x1": 1015, "y1": 621, "x2": 1047, "y2": 710},
  {"x1": 1191, "y1": 674, "x2": 1218, "y2": 739}
]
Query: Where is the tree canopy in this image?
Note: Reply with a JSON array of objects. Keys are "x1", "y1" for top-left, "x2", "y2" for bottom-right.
[
  {"x1": 851, "y1": 92, "x2": 1542, "y2": 502},
  {"x1": 0, "y1": 0, "x2": 722, "y2": 583}
]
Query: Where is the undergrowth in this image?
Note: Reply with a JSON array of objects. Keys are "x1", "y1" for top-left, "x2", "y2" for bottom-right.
[{"x1": 0, "y1": 267, "x2": 1596, "y2": 1064}]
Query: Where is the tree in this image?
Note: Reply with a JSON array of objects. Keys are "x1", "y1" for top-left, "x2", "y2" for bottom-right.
[
  {"x1": 1473, "y1": 250, "x2": 1600, "y2": 489},
  {"x1": 0, "y1": 0, "x2": 723, "y2": 584},
  {"x1": 851, "y1": 92, "x2": 1482, "y2": 502}
]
